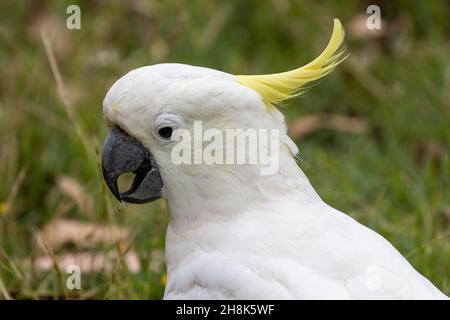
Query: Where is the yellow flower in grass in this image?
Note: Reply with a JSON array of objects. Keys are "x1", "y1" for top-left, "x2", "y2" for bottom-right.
[
  {"x1": 0, "y1": 202, "x2": 9, "y2": 216},
  {"x1": 161, "y1": 273, "x2": 167, "y2": 286}
]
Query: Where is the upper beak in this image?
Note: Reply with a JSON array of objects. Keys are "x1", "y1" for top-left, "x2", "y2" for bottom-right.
[{"x1": 101, "y1": 127, "x2": 163, "y2": 204}]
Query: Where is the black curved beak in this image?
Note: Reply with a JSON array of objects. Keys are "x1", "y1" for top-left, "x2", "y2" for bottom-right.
[{"x1": 102, "y1": 127, "x2": 163, "y2": 204}]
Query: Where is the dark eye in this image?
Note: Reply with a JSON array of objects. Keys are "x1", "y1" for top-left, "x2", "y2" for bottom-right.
[{"x1": 158, "y1": 127, "x2": 173, "y2": 139}]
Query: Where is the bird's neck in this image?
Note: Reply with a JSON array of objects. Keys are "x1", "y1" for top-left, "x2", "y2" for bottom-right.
[
  {"x1": 162, "y1": 149, "x2": 322, "y2": 286},
  {"x1": 163, "y1": 148, "x2": 320, "y2": 233}
]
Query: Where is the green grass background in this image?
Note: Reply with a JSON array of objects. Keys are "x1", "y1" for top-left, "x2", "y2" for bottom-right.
[{"x1": 0, "y1": 0, "x2": 448, "y2": 299}]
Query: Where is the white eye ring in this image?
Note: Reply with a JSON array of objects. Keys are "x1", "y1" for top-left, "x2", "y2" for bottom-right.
[{"x1": 152, "y1": 113, "x2": 184, "y2": 142}]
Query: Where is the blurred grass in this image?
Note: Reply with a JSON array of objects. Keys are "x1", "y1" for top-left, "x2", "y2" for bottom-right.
[{"x1": 0, "y1": 0, "x2": 449, "y2": 299}]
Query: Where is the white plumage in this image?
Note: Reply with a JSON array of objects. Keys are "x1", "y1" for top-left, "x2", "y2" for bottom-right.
[{"x1": 103, "y1": 60, "x2": 447, "y2": 300}]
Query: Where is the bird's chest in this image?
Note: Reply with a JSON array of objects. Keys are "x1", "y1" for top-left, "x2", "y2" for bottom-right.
[
  {"x1": 162, "y1": 210, "x2": 335, "y2": 299},
  {"x1": 163, "y1": 248, "x2": 298, "y2": 299},
  {"x1": 162, "y1": 220, "x2": 291, "y2": 299}
]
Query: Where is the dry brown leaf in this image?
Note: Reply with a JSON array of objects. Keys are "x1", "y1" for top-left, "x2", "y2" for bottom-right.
[
  {"x1": 149, "y1": 249, "x2": 165, "y2": 273},
  {"x1": 347, "y1": 14, "x2": 386, "y2": 40},
  {"x1": 56, "y1": 175, "x2": 93, "y2": 215},
  {"x1": 29, "y1": 250, "x2": 141, "y2": 274},
  {"x1": 86, "y1": 49, "x2": 120, "y2": 68},
  {"x1": 27, "y1": 13, "x2": 72, "y2": 58},
  {"x1": 53, "y1": 200, "x2": 75, "y2": 219},
  {"x1": 36, "y1": 219, "x2": 130, "y2": 252},
  {"x1": 124, "y1": 250, "x2": 141, "y2": 274},
  {"x1": 288, "y1": 113, "x2": 370, "y2": 139}
]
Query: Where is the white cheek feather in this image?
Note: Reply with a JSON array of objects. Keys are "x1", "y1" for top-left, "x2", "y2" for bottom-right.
[{"x1": 102, "y1": 20, "x2": 448, "y2": 300}]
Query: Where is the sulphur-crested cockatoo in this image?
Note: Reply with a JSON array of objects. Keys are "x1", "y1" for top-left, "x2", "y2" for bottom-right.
[{"x1": 101, "y1": 19, "x2": 447, "y2": 299}]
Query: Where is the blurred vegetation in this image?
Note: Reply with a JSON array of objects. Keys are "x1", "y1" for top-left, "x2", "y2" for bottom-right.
[{"x1": 0, "y1": 0, "x2": 449, "y2": 299}]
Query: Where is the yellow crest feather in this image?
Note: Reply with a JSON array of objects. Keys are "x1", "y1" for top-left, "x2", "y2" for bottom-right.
[{"x1": 236, "y1": 19, "x2": 348, "y2": 105}]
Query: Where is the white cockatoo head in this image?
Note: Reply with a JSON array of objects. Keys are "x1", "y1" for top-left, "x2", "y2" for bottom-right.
[{"x1": 101, "y1": 19, "x2": 347, "y2": 217}]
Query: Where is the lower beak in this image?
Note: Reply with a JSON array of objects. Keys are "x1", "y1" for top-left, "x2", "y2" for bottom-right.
[{"x1": 102, "y1": 127, "x2": 163, "y2": 204}]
